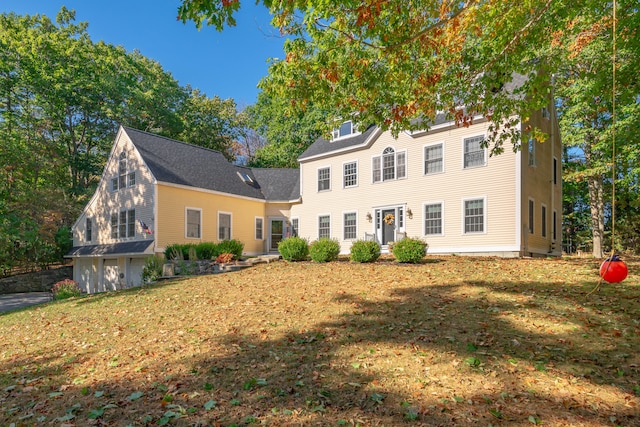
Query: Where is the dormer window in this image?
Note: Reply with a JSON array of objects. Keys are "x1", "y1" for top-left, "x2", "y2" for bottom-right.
[{"x1": 331, "y1": 120, "x2": 360, "y2": 140}]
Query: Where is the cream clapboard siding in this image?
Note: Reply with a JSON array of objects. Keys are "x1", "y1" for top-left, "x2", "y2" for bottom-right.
[
  {"x1": 520, "y1": 103, "x2": 563, "y2": 256},
  {"x1": 156, "y1": 184, "x2": 267, "y2": 255},
  {"x1": 72, "y1": 129, "x2": 155, "y2": 248},
  {"x1": 291, "y1": 119, "x2": 520, "y2": 254}
]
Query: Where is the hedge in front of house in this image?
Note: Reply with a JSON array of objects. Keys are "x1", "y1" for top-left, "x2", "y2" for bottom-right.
[
  {"x1": 350, "y1": 240, "x2": 381, "y2": 263},
  {"x1": 391, "y1": 237, "x2": 428, "y2": 263},
  {"x1": 278, "y1": 236, "x2": 309, "y2": 261},
  {"x1": 309, "y1": 238, "x2": 341, "y2": 263},
  {"x1": 165, "y1": 239, "x2": 244, "y2": 261}
]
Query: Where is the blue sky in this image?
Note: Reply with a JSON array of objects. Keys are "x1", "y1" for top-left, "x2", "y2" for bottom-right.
[{"x1": 1, "y1": 1, "x2": 287, "y2": 107}]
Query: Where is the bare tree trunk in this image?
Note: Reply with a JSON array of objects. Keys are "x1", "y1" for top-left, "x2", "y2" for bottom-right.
[
  {"x1": 583, "y1": 133, "x2": 605, "y2": 258},
  {"x1": 587, "y1": 176, "x2": 605, "y2": 258}
]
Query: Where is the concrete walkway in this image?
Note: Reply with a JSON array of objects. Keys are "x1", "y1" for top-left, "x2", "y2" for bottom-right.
[{"x1": 0, "y1": 292, "x2": 52, "y2": 313}]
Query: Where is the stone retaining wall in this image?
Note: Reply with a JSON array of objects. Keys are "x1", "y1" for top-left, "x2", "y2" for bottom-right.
[{"x1": 0, "y1": 266, "x2": 73, "y2": 294}]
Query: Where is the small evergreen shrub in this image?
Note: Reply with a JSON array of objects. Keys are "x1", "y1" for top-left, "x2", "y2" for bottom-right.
[
  {"x1": 392, "y1": 237, "x2": 428, "y2": 263},
  {"x1": 52, "y1": 279, "x2": 82, "y2": 300},
  {"x1": 142, "y1": 254, "x2": 164, "y2": 283},
  {"x1": 278, "y1": 236, "x2": 309, "y2": 261},
  {"x1": 216, "y1": 239, "x2": 244, "y2": 258},
  {"x1": 309, "y1": 238, "x2": 341, "y2": 263},
  {"x1": 349, "y1": 240, "x2": 381, "y2": 263}
]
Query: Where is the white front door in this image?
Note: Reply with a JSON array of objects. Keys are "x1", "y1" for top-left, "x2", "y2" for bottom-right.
[{"x1": 103, "y1": 259, "x2": 119, "y2": 292}]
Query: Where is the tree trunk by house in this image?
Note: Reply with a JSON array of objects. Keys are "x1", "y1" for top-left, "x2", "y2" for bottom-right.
[
  {"x1": 588, "y1": 175, "x2": 605, "y2": 258},
  {"x1": 583, "y1": 135, "x2": 605, "y2": 258}
]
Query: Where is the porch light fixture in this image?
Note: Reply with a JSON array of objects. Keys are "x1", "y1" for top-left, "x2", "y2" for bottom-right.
[
  {"x1": 407, "y1": 208, "x2": 413, "y2": 219},
  {"x1": 366, "y1": 212, "x2": 372, "y2": 222}
]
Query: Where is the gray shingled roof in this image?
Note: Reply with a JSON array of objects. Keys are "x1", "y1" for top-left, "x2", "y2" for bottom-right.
[
  {"x1": 298, "y1": 73, "x2": 527, "y2": 161},
  {"x1": 123, "y1": 127, "x2": 300, "y2": 201},
  {"x1": 66, "y1": 240, "x2": 154, "y2": 257},
  {"x1": 298, "y1": 124, "x2": 379, "y2": 161},
  {"x1": 250, "y1": 168, "x2": 300, "y2": 201}
]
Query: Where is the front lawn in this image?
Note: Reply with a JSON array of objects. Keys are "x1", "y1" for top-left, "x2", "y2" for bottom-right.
[{"x1": 1, "y1": 256, "x2": 638, "y2": 426}]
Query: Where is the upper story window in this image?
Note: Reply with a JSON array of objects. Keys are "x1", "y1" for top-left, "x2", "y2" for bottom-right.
[
  {"x1": 553, "y1": 157, "x2": 558, "y2": 184},
  {"x1": 110, "y1": 209, "x2": 135, "y2": 239},
  {"x1": 373, "y1": 147, "x2": 406, "y2": 183},
  {"x1": 528, "y1": 138, "x2": 537, "y2": 167},
  {"x1": 85, "y1": 218, "x2": 92, "y2": 241},
  {"x1": 424, "y1": 143, "x2": 444, "y2": 175},
  {"x1": 112, "y1": 151, "x2": 136, "y2": 191},
  {"x1": 331, "y1": 120, "x2": 360, "y2": 140},
  {"x1": 463, "y1": 135, "x2": 486, "y2": 168},
  {"x1": 343, "y1": 161, "x2": 357, "y2": 188},
  {"x1": 318, "y1": 167, "x2": 331, "y2": 192}
]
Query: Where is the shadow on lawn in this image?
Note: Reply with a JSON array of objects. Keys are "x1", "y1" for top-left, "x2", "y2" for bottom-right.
[{"x1": 1, "y1": 260, "x2": 639, "y2": 426}]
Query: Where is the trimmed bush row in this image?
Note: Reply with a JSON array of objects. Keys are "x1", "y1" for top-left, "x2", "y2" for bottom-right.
[
  {"x1": 164, "y1": 240, "x2": 244, "y2": 261},
  {"x1": 277, "y1": 236, "x2": 428, "y2": 263}
]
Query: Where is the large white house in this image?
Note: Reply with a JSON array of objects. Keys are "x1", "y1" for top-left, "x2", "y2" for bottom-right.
[{"x1": 67, "y1": 95, "x2": 561, "y2": 293}]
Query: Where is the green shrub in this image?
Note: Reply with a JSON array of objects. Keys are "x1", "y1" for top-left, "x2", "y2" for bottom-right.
[
  {"x1": 165, "y1": 243, "x2": 190, "y2": 260},
  {"x1": 195, "y1": 242, "x2": 217, "y2": 260},
  {"x1": 216, "y1": 239, "x2": 244, "y2": 258},
  {"x1": 52, "y1": 279, "x2": 82, "y2": 300},
  {"x1": 278, "y1": 236, "x2": 309, "y2": 261},
  {"x1": 349, "y1": 240, "x2": 381, "y2": 263},
  {"x1": 142, "y1": 254, "x2": 164, "y2": 283},
  {"x1": 392, "y1": 237, "x2": 428, "y2": 263},
  {"x1": 309, "y1": 238, "x2": 341, "y2": 263}
]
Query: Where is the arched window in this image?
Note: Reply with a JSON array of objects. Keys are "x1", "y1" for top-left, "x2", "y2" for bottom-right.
[{"x1": 372, "y1": 147, "x2": 407, "y2": 183}]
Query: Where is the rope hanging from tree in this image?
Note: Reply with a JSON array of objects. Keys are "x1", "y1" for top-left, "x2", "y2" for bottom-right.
[{"x1": 591, "y1": 0, "x2": 628, "y2": 292}]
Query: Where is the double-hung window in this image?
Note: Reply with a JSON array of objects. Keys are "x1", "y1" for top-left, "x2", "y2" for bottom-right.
[
  {"x1": 186, "y1": 208, "x2": 201, "y2": 238},
  {"x1": 318, "y1": 215, "x2": 330, "y2": 239},
  {"x1": 85, "y1": 218, "x2": 92, "y2": 242},
  {"x1": 373, "y1": 148, "x2": 407, "y2": 183},
  {"x1": 343, "y1": 161, "x2": 357, "y2": 188},
  {"x1": 255, "y1": 217, "x2": 263, "y2": 240},
  {"x1": 218, "y1": 212, "x2": 231, "y2": 240},
  {"x1": 528, "y1": 199, "x2": 535, "y2": 234},
  {"x1": 111, "y1": 209, "x2": 135, "y2": 239},
  {"x1": 424, "y1": 203, "x2": 443, "y2": 235},
  {"x1": 424, "y1": 143, "x2": 443, "y2": 175},
  {"x1": 464, "y1": 198, "x2": 485, "y2": 233},
  {"x1": 541, "y1": 205, "x2": 547, "y2": 238},
  {"x1": 318, "y1": 167, "x2": 331, "y2": 192},
  {"x1": 343, "y1": 212, "x2": 357, "y2": 240},
  {"x1": 463, "y1": 135, "x2": 485, "y2": 168},
  {"x1": 528, "y1": 138, "x2": 537, "y2": 166},
  {"x1": 291, "y1": 218, "x2": 299, "y2": 237}
]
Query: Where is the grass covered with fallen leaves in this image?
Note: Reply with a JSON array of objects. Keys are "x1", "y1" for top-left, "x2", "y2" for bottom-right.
[{"x1": 1, "y1": 256, "x2": 639, "y2": 426}]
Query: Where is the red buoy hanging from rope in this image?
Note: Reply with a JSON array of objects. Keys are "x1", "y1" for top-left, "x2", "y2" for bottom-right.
[{"x1": 599, "y1": 255, "x2": 628, "y2": 283}]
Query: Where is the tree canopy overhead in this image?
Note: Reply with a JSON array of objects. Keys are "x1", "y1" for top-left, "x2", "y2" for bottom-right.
[{"x1": 177, "y1": 0, "x2": 608, "y2": 151}]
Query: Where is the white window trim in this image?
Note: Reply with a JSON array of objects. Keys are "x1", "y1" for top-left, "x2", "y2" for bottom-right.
[
  {"x1": 318, "y1": 213, "x2": 331, "y2": 239},
  {"x1": 290, "y1": 217, "x2": 300, "y2": 237},
  {"x1": 372, "y1": 147, "x2": 408, "y2": 183},
  {"x1": 255, "y1": 216, "x2": 264, "y2": 240},
  {"x1": 343, "y1": 160, "x2": 358, "y2": 189},
  {"x1": 342, "y1": 210, "x2": 358, "y2": 241},
  {"x1": 423, "y1": 201, "x2": 445, "y2": 237},
  {"x1": 462, "y1": 134, "x2": 487, "y2": 169},
  {"x1": 185, "y1": 207, "x2": 202, "y2": 239},
  {"x1": 331, "y1": 120, "x2": 362, "y2": 141},
  {"x1": 317, "y1": 165, "x2": 331, "y2": 192},
  {"x1": 462, "y1": 196, "x2": 487, "y2": 235},
  {"x1": 218, "y1": 211, "x2": 232, "y2": 241},
  {"x1": 541, "y1": 203, "x2": 547, "y2": 238},
  {"x1": 423, "y1": 141, "x2": 445, "y2": 176},
  {"x1": 528, "y1": 197, "x2": 535, "y2": 234}
]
